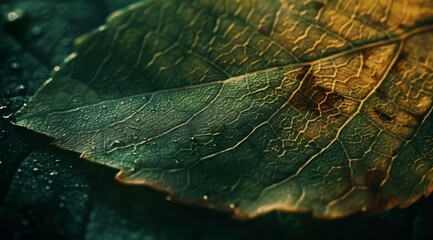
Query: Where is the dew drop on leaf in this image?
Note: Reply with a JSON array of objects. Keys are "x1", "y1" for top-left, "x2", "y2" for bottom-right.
[
  {"x1": 16, "y1": 84, "x2": 26, "y2": 94},
  {"x1": 31, "y1": 26, "x2": 43, "y2": 37},
  {"x1": 9, "y1": 62, "x2": 22, "y2": 75},
  {"x1": 5, "y1": 9, "x2": 24, "y2": 22},
  {"x1": 21, "y1": 219, "x2": 29, "y2": 226}
]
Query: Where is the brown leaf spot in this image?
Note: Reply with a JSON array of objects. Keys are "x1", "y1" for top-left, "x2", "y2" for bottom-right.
[
  {"x1": 395, "y1": 52, "x2": 409, "y2": 66},
  {"x1": 361, "y1": 48, "x2": 374, "y2": 59},
  {"x1": 418, "y1": 56, "x2": 427, "y2": 63},
  {"x1": 291, "y1": 66, "x2": 345, "y2": 116},
  {"x1": 397, "y1": 23, "x2": 407, "y2": 29},
  {"x1": 375, "y1": 109, "x2": 393, "y2": 122},
  {"x1": 375, "y1": 88, "x2": 388, "y2": 99},
  {"x1": 365, "y1": 169, "x2": 387, "y2": 194},
  {"x1": 362, "y1": 169, "x2": 400, "y2": 216},
  {"x1": 306, "y1": 1, "x2": 325, "y2": 11}
]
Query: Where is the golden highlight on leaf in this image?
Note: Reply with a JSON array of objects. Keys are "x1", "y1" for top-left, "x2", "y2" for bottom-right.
[{"x1": 15, "y1": 0, "x2": 433, "y2": 219}]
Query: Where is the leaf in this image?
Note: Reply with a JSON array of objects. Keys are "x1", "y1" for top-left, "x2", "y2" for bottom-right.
[
  {"x1": 5, "y1": 0, "x2": 433, "y2": 239},
  {"x1": 14, "y1": 0, "x2": 433, "y2": 219}
]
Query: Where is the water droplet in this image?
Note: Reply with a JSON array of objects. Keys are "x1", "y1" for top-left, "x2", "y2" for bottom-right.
[
  {"x1": 9, "y1": 62, "x2": 22, "y2": 75},
  {"x1": 55, "y1": 159, "x2": 61, "y2": 162},
  {"x1": 0, "y1": 109, "x2": 9, "y2": 118},
  {"x1": 102, "y1": 105, "x2": 106, "y2": 109},
  {"x1": 31, "y1": 26, "x2": 43, "y2": 37},
  {"x1": 0, "y1": 105, "x2": 12, "y2": 119},
  {"x1": 6, "y1": 9, "x2": 24, "y2": 22},
  {"x1": 53, "y1": 66, "x2": 60, "y2": 72},
  {"x1": 49, "y1": 171, "x2": 58, "y2": 176},
  {"x1": 16, "y1": 84, "x2": 26, "y2": 94},
  {"x1": 174, "y1": 160, "x2": 180, "y2": 165},
  {"x1": 45, "y1": 186, "x2": 50, "y2": 190},
  {"x1": 33, "y1": 167, "x2": 39, "y2": 172},
  {"x1": 166, "y1": 196, "x2": 172, "y2": 201},
  {"x1": 135, "y1": 118, "x2": 140, "y2": 122},
  {"x1": 4, "y1": 9, "x2": 28, "y2": 36},
  {"x1": 0, "y1": 161, "x2": 2, "y2": 165},
  {"x1": 202, "y1": 195, "x2": 208, "y2": 200},
  {"x1": 142, "y1": 96, "x2": 146, "y2": 100},
  {"x1": 229, "y1": 203, "x2": 236, "y2": 209}
]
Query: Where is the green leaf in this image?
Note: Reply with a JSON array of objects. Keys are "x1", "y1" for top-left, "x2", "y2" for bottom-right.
[
  {"x1": 5, "y1": 1, "x2": 433, "y2": 239},
  {"x1": 15, "y1": 0, "x2": 433, "y2": 219}
]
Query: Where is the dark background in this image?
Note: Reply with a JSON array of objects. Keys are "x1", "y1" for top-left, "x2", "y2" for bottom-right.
[{"x1": 1, "y1": 0, "x2": 433, "y2": 239}]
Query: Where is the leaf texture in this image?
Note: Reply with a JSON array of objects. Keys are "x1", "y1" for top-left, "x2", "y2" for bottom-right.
[{"x1": 15, "y1": 0, "x2": 433, "y2": 218}]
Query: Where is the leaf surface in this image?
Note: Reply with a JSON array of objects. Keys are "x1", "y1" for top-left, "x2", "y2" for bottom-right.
[{"x1": 15, "y1": 0, "x2": 433, "y2": 218}]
